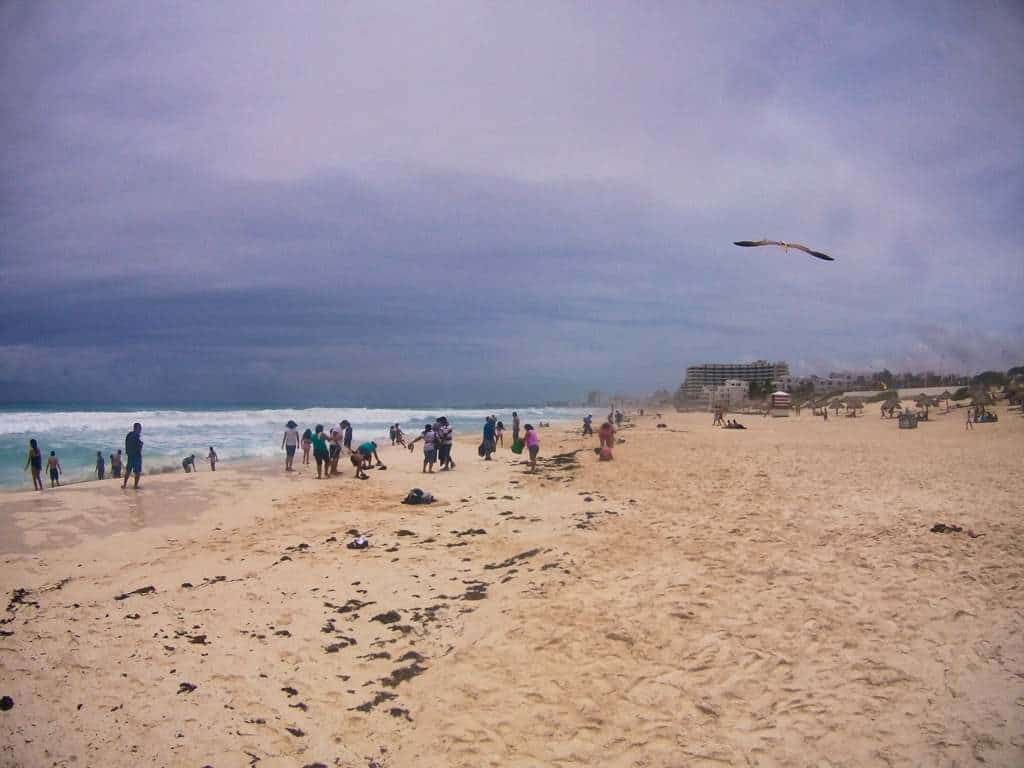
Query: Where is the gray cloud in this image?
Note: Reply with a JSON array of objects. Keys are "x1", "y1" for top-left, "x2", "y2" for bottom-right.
[{"x1": 2, "y1": 1, "x2": 1022, "y2": 403}]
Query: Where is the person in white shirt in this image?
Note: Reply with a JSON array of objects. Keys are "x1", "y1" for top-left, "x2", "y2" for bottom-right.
[{"x1": 281, "y1": 420, "x2": 301, "y2": 472}]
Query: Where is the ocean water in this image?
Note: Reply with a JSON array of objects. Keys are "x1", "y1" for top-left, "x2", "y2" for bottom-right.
[{"x1": 0, "y1": 405, "x2": 589, "y2": 490}]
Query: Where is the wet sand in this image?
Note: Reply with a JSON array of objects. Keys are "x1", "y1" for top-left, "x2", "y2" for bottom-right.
[{"x1": 1, "y1": 408, "x2": 1022, "y2": 766}]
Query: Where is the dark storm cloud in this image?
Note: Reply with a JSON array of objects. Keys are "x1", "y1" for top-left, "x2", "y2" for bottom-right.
[{"x1": 2, "y1": 1, "x2": 1022, "y2": 403}]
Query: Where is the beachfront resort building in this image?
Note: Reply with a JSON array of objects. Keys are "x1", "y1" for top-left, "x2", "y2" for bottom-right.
[
  {"x1": 680, "y1": 360, "x2": 790, "y2": 401},
  {"x1": 703, "y1": 379, "x2": 749, "y2": 408}
]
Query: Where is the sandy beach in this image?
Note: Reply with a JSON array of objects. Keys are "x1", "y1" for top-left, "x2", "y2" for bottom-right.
[{"x1": 1, "y1": 407, "x2": 1022, "y2": 767}]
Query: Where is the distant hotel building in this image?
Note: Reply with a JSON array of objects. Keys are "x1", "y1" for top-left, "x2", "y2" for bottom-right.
[{"x1": 681, "y1": 360, "x2": 790, "y2": 400}]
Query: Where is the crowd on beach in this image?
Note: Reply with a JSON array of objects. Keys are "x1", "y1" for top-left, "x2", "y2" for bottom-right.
[
  {"x1": 20, "y1": 406, "x2": 652, "y2": 491},
  {"x1": 281, "y1": 411, "x2": 545, "y2": 479}
]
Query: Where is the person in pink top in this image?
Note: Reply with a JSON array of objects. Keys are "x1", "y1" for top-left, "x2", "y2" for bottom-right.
[{"x1": 523, "y1": 423, "x2": 540, "y2": 472}]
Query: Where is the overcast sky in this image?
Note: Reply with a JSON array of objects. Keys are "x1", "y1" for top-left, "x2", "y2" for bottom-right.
[{"x1": 2, "y1": 1, "x2": 1022, "y2": 405}]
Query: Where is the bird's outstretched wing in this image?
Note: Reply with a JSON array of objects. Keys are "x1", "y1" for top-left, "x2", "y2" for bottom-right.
[{"x1": 787, "y1": 242, "x2": 834, "y2": 261}]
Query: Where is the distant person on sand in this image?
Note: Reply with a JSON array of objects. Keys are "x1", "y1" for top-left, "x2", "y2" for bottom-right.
[
  {"x1": 355, "y1": 441, "x2": 382, "y2": 474},
  {"x1": 301, "y1": 428, "x2": 312, "y2": 465},
  {"x1": 495, "y1": 420, "x2": 505, "y2": 447},
  {"x1": 511, "y1": 411, "x2": 520, "y2": 443},
  {"x1": 408, "y1": 424, "x2": 438, "y2": 473},
  {"x1": 523, "y1": 424, "x2": 540, "y2": 472},
  {"x1": 207, "y1": 446, "x2": 218, "y2": 471},
  {"x1": 598, "y1": 420, "x2": 615, "y2": 448},
  {"x1": 712, "y1": 407, "x2": 724, "y2": 426},
  {"x1": 123, "y1": 423, "x2": 143, "y2": 489},
  {"x1": 389, "y1": 424, "x2": 397, "y2": 445},
  {"x1": 341, "y1": 420, "x2": 353, "y2": 454},
  {"x1": 111, "y1": 450, "x2": 122, "y2": 479},
  {"x1": 965, "y1": 408, "x2": 974, "y2": 430},
  {"x1": 47, "y1": 451, "x2": 62, "y2": 487},
  {"x1": 309, "y1": 425, "x2": 330, "y2": 479},
  {"x1": 394, "y1": 424, "x2": 407, "y2": 447},
  {"x1": 282, "y1": 420, "x2": 300, "y2": 471},
  {"x1": 329, "y1": 422, "x2": 344, "y2": 476},
  {"x1": 436, "y1": 417, "x2": 455, "y2": 470},
  {"x1": 482, "y1": 416, "x2": 497, "y2": 460},
  {"x1": 96, "y1": 451, "x2": 106, "y2": 480},
  {"x1": 25, "y1": 439, "x2": 43, "y2": 491},
  {"x1": 582, "y1": 414, "x2": 593, "y2": 436},
  {"x1": 182, "y1": 454, "x2": 197, "y2": 473}
]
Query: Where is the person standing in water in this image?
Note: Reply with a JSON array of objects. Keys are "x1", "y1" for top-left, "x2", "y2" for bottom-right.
[
  {"x1": 111, "y1": 450, "x2": 122, "y2": 479},
  {"x1": 47, "y1": 451, "x2": 62, "y2": 487},
  {"x1": 25, "y1": 439, "x2": 43, "y2": 491},
  {"x1": 123, "y1": 422, "x2": 143, "y2": 489},
  {"x1": 96, "y1": 451, "x2": 106, "y2": 480},
  {"x1": 282, "y1": 420, "x2": 300, "y2": 471},
  {"x1": 207, "y1": 446, "x2": 218, "y2": 471}
]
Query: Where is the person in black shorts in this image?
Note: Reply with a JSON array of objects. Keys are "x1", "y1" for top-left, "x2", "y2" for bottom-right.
[{"x1": 123, "y1": 422, "x2": 143, "y2": 489}]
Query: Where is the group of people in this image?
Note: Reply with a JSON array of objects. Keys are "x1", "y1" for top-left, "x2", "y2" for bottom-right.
[
  {"x1": 281, "y1": 419, "x2": 384, "y2": 480},
  {"x1": 965, "y1": 405, "x2": 997, "y2": 429},
  {"x1": 582, "y1": 413, "x2": 619, "y2": 461},
  {"x1": 23, "y1": 440, "x2": 62, "y2": 490},
  {"x1": 23, "y1": 422, "x2": 215, "y2": 491}
]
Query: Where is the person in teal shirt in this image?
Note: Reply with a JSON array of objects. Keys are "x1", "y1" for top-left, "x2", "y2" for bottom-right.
[{"x1": 309, "y1": 425, "x2": 330, "y2": 479}]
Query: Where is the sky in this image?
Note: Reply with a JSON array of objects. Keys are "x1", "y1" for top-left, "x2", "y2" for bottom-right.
[{"x1": 1, "y1": 1, "x2": 1022, "y2": 405}]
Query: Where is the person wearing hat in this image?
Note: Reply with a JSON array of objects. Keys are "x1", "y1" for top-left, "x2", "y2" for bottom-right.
[{"x1": 281, "y1": 420, "x2": 301, "y2": 472}]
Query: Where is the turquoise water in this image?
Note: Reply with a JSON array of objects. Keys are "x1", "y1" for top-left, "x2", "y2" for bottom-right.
[{"x1": 0, "y1": 405, "x2": 587, "y2": 490}]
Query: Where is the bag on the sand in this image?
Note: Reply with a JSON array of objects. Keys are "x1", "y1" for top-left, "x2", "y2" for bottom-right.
[
  {"x1": 402, "y1": 488, "x2": 435, "y2": 505},
  {"x1": 510, "y1": 439, "x2": 525, "y2": 455}
]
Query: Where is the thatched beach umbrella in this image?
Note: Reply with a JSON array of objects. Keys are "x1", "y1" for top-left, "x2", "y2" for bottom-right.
[
  {"x1": 829, "y1": 398, "x2": 843, "y2": 415},
  {"x1": 844, "y1": 396, "x2": 864, "y2": 415}
]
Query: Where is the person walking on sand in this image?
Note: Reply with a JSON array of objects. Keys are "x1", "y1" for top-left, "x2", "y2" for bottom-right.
[
  {"x1": 309, "y1": 425, "x2": 330, "y2": 479},
  {"x1": 282, "y1": 420, "x2": 300, "y2": 471},
  {"x1": 394, "y1": 423, "x2": 407, "y2": 447},
  {"x1": 523, "y1": 424, "x2": 540, "y2": 472},
  {"x1": 495, "y1": 421, "x2": 505, "y2": 447},
  {"x1": 96, "y1": 451, "x2": 106, "y2": 480},
  {"x1": 207, "y1": 446, "x2": 218, "y2": 471},
  {"x1": 122, "y1": 423, "x2": 143, "y2": 489},
  {"x1": 25, "y1": 439, "x2": 43, "y2": 491},
  {"x1": 47, "y1": 451, "x2": 62, "y2": 487},
  {"x1": 582, "y1": 414, "x2": 593, "y2": 436},
  {"x1": 111, "y1": 450, "x2": 122, "y2": 479},
  {"x1": 965, "y1": 407, "x2": 974, "y2": 430},
  {"x1": 408, "y1": 424, "x2": 438, "y2": 473},
  {"x1": 301, "y1": 428, "x2": 312, "y2": 465},
  {"x1": 511, "y1": 411, "x2": 520, "y2": 444}
]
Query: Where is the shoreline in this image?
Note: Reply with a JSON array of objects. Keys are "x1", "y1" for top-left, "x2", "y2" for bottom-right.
[{"x1": 2, "y1": 408, "x2": 1021, "y2": 766}]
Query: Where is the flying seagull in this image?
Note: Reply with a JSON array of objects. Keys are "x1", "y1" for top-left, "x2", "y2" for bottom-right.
[{"x1": 733, "y1": 239, "x2": 834, "y2": 261}]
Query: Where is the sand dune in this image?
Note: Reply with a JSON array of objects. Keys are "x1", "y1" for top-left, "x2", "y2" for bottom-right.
[{"x1": 1, "y1": 408, "x2": 1022, "y2": 766}]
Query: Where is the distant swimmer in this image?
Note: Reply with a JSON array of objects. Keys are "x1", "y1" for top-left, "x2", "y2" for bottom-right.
[
  {"x1": 733, "y1": 239, "x2": 834, "y2": 261},
  {"x1": 96, "y1": 451, "x2": 106, "y2": 480}
]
